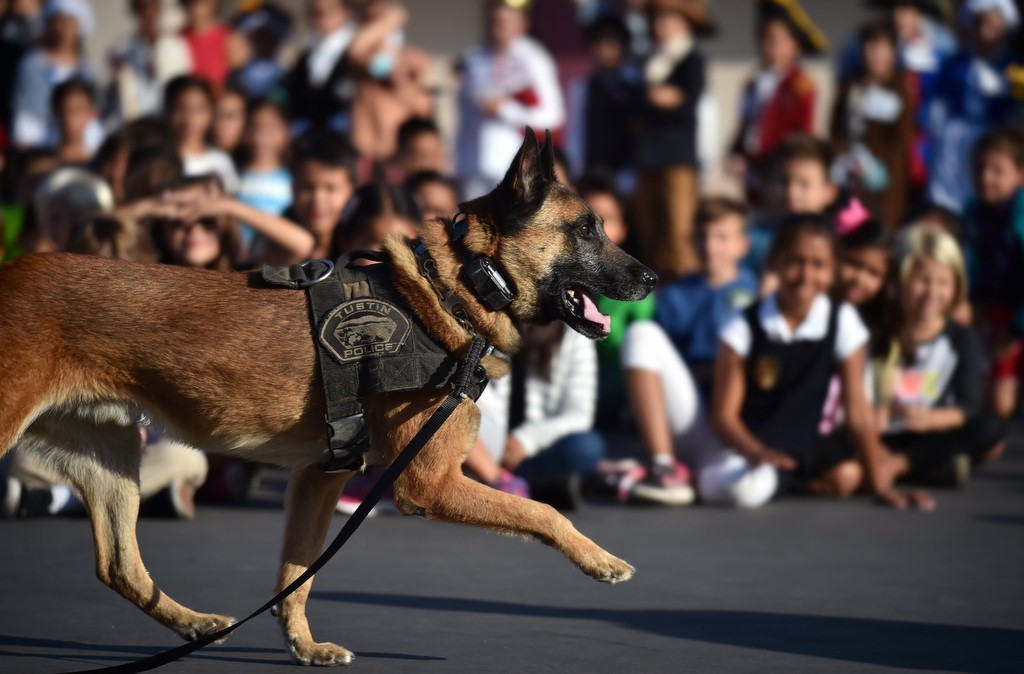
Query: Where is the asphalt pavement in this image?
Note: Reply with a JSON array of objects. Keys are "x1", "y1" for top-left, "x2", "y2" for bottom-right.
[{"x1": 1, "y1": 428, "x2": 1023, "y2": 674}]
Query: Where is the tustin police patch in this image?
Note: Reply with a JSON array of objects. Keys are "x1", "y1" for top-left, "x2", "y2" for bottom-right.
[{"x1": 319, "y1": 299, "x2": 412, "y2": 364}]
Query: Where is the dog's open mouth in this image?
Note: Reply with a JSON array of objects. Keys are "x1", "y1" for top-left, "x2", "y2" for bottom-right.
[{"x1": 564, "y1": 285, "x2": 611, "y2": 336}]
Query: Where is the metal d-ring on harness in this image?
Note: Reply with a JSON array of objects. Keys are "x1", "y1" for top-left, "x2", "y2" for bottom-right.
[
  {"x1": 297, "y1": 258, "x2": 334, "y2": 287},
  {"x1": 69, "y1": 248, "x2": 492, "y2": 674}
]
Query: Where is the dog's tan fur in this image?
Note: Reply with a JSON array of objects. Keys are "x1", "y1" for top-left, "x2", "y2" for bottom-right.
[{"x1": 0, "y1": 131, "x2": 653, "y2": 666}]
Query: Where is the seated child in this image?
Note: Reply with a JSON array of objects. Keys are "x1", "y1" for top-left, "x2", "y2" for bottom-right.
[
  {"x1": 961, "y1": 127, "x2": 1024, "y2": 418},
  {"x1": 462, "y1": 322, "x2": 605, "y2": 511},
  {"x1": 704, "y1": 213, "x2": 929, "y2": 509},
  {"x1": 273, "y1": 129, "x2": 358, "y2": 262},
  {"x1": 619, "y1": 196, "x2": 757, "y2": 505},
  {"x1": 331, "y1": 181, "x2": 418, "y2": 254},
  {"x1": 872, "y1": 225, "x2": 1006, "y2": 487},
  {"x1": 578, "y1": 175, "x2": 655, "y2": 428},
  {"x1": 164, "y1": 75, "x2": 239, "y2": 194},
  {"x1": 395, "y1": 117, "x2": 448, "y2": 177},
  {"x1": 405, "y1": 170, "x2": 459, "y2": 223},
  {"x1": 51, "y1": 78, "x2": 100, "y2": 165},
  {"x1": 237, "y1": 98, "x2": 293, "y2": 250},
  {"x1": 747, "y1": 134, "x2": 839, "y2": 275}
]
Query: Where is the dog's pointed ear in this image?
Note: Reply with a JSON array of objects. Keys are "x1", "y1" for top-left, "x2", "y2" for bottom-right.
[
  {"x1": 499, "y1": 127, "x2": 544, "y2": 203},
  {"x1": 541, "y1": 129, "x2": 556, "y2": 182}
]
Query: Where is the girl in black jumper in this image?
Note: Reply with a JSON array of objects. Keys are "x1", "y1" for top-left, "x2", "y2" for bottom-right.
[{"x1": 703, "y1": 214, "x2": 931, "y2": 509}]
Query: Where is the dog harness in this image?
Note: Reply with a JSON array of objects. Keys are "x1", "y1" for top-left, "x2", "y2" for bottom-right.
[{"x1": 261, "y1": 248, "x2": 489, "y2": 473}]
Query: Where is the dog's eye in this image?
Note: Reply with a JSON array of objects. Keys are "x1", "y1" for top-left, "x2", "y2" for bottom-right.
[{"x1": 577, "y1": 223, "x2": 595, "y2": 238}]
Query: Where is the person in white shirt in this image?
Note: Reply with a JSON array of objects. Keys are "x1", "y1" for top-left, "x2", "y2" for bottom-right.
[
  {"x1": 466, "y1": 323, "x2": 604, "y2": 509},
  {"x1": 164, "y1": 75, "x2": 240, "y2": 194},
  {"x1": 456, "y1": 0, "x2": 565, "y2": 199}
]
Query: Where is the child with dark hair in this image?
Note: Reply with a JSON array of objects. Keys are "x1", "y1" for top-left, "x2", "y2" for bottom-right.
[
  {"x1": 404, "y1": 170, "x2": 458, "y2": 222},
  {"x1": 283, "y1": 128, "x2": 358, "y2": 260},
  {"x1": 237, "y1": 98, "x2": 292, "y2": 250},
  {"x1": 619, "y1": 196, "x2": 757, "y2": 505},
  {"x1": 963, "y1": 127, "x2": 1024, "y2": 417},
  {"x1": 747, "y1": 134, "x2": 840, "y2": 274},
  {"x1": 705, "y1": 214, "x2": 931, "y2": 509},
  {"x1": 838, "y1": 214, "x2": 893, "y2": 350},
  {"x1": 831, "y1": 20, "x2": 915, "y2": 229},
  {"x1": 92, "y1": 118, "x2": 175, "y2": 205},
  {"x1": 212, "y1": 84, "x2": 248, "y2": 158},
  {"x1": 816, "y1": 211, "x2": 894, "y2": 437},
  {"x1": 164, "y1": 75, "x2": 239, "y2": 193},
  {"x1": 331, "y1": 181, "x2": 417, "y2": 254},
  {"x1": 51, "y1": 78, "x2": 99, "y2": 164},
  {"x1": 395, "y1": 117, "x2": 447, "y2": 176}
]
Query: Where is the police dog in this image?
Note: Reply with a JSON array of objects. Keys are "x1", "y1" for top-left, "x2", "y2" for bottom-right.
[{"x1": 0, "y1": 129, "x2": 655, "y2": 665}]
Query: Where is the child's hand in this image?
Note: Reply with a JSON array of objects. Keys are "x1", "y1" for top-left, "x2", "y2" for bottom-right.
[
  {"x1": 163, "y1": 186, "x2": 232, "y2": 223},
  {"x1": 893, "y1": 403, "x2": 931, "y2": 432},
  {"x1": 501, "y1": 436, "x2": 526, "y2": 472},
  {"x1": 752, "y1": 448, "x2": 798, "y2": 471},
  {"x1": 648, "y1": 84, "x2": 684, "y2": 109}
]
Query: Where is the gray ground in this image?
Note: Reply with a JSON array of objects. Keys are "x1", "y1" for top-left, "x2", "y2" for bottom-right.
[{"x1": 1, "y1": 428, "x2": 1023, "y2": 674}]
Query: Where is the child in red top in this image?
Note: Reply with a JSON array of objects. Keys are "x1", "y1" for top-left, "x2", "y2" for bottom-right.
[
  {"x1": 180, "y1": 0, "x2": 231, "y2": 88},
  {"x1": 731, "y1": 0, "x2": 826, "y2": 204}
]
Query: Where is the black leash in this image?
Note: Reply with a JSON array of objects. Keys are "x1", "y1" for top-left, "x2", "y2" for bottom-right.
[{"x1": 68, "y1": 336, "x2": 491, "y2": 674}]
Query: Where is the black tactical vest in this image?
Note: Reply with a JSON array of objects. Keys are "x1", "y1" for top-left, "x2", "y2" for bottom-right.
[{"x1": 262, "y1": 250, "x2": 488, "y2": 472}]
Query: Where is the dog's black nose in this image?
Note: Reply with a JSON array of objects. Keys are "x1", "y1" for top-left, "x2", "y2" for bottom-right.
[{"x1": 632, "y1": 265, "x2": 657, "y2": 289}]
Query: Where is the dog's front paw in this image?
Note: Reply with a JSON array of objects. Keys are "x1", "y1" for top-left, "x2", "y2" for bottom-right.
[
  {"x1": 580, "y1": 551, "x2": 635, "y2": 585},
  {"x1": 180, "y1": 613, "x2": 237, "y2": 644},
  {"x1": 287, "y1": 635, "x2": 354, "y2": 666}
]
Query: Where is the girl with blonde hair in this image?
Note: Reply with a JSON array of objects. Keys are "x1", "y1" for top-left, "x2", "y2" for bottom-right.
[{"x1": 871, "y1": 225, "x2": 1006, "y2": 487}]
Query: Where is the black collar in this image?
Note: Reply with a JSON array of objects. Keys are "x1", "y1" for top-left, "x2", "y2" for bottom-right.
[{"x1": 447, "y1": 212, "x2": 516, "y2": 312}]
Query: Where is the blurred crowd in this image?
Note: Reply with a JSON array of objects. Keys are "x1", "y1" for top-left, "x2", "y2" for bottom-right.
[{"x1": 1, "y1": 0, "x2": 1022, "y2": 520}]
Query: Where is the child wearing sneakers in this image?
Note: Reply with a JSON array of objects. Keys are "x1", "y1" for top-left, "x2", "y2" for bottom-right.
[
  {"x1": 703, "y1": 214, "x2": 930, "y2": 510},
  {"x1": 620, "y1": 197, "x2": 758, "y2": 505}
]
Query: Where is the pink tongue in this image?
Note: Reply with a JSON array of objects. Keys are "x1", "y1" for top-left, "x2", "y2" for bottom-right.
[{"x1": 580, "y1": 290, "x2": 611, "y2": 334}]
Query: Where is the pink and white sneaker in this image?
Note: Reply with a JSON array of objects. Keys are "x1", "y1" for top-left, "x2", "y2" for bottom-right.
[{"x1": 627, "y1": 459, "x2": 695, "y2": 506}]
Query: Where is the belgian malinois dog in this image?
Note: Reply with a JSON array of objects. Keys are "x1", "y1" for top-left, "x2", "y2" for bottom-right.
[{"x1": 0, "y1": 129, "x2": 656, "y2": 665}]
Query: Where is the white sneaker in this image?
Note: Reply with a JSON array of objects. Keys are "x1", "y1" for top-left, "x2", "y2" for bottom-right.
[{"x1": 2, "y1": 477, "x2": 21, "y2": 518}]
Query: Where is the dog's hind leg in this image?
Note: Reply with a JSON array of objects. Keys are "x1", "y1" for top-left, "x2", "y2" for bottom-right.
[
  {"x1": 23, "y1": 409, "x2": 237, "y2": 642},
  {"x1": 276, "y1": 464, "x2": 353, "y2": 666},
  {"x1": 372, "y1": 394, "x2": 635, "y2": 585}
]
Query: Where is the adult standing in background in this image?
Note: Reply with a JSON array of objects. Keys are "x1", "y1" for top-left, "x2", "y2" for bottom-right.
[
  {"x1": 107, "y1": 0, "x2": 193, "y2": 125},
  {"x1": 348, "y1": 0, "x2": 434, "y2": 165},
  {"x1": 285, "y1": 0, "x2": 360, "y2": 134},
  {"x1": 456, "y1": 0, "x2": 565, "y2": 199},
  {"x1": 632, "y1": 0, "x2": 712, "y2": 282},
  {"x1": 10, "y1": 0, "x2": 99, "y2": 151}
]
